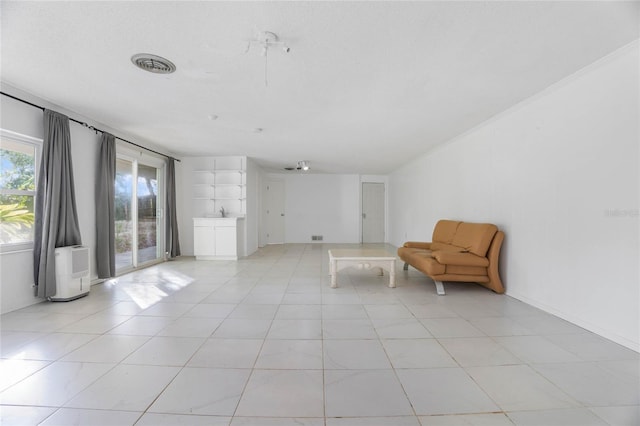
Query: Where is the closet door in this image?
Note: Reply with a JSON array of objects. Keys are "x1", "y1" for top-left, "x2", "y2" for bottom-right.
[{"x1": 362, "y1": 182, "x2": 385, "y2": 243}]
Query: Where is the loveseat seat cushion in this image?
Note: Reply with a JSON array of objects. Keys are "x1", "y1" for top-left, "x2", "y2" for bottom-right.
[
  {"x1": 417, "y1": 258, "x2": 447, "y2": 276},
  {"x1": 432, "y1": 251, "x2": 490, "y2": 267},
  {"x1": 408, "y1": 254, "x2": 446, "y2": 275},
  {"x1": 397, "y1": 248, "x2": 446, "y2": 275},
  {"x1": 397, "y1": 247, "x2": 431, "y2": 262},
  {"x1": 451, "y1": 222, "x2": 498, "y2": 257},
  {"x1": 445, "y1": 265, "x2": 487, "y2": 276}
]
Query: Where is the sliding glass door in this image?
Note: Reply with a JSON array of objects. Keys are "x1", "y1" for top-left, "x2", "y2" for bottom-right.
[{"x1": 115, "y1": 154, "x2": 164, "y2": 274}]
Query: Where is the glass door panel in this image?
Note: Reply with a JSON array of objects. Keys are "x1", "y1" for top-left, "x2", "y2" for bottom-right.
[
  {"x1": 137, "y1": 164, "x2": 159, "y2": 265},
  {"x1": 115, "y1": 158, "x2": 134, "y2": 272}
]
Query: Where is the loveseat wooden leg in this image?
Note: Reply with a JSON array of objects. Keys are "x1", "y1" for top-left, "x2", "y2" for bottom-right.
[
  {"x1": 434, "y1": 281, "x2": 445, "y2": 295},
  {"x1": 403, "y1": 262, "x2": 409, "y2": 271}
]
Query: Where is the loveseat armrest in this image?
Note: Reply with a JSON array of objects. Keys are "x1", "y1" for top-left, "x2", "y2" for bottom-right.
[
  {"x1": 432, "y1": 251, "x2": 489, "y2": 267},
  {"x1": 403, "y1": 241, "x2": 433, "y2": 250}
]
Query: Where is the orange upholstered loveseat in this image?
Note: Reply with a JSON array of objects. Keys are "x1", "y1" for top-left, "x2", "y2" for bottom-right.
[{"x1": 397, "y1": 220, "x2": 505, "y2": 295}]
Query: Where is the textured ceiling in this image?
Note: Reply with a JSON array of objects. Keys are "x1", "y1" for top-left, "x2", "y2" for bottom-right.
[{"x1": 2, "y1": 1, "x2": 638, "y2": 173}]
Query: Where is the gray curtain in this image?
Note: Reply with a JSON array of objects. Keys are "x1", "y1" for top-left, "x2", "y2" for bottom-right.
[
  {"x1": 95, "y1": 133, "x2": 116, "y2": 278},
  {"x1": 33, "y1": 109, "x2": 82, "y2": 298},
  {"x1": 166, "y1": 158, "x2": 181, "y2": 258}
]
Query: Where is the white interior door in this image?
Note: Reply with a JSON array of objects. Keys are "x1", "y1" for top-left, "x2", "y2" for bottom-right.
[
  {"x1": 265, "y1": 181, "x2": 285, "y2": 244},
  {"x1": 362, "y1": 182, "x2": 385, "y2": 243}
]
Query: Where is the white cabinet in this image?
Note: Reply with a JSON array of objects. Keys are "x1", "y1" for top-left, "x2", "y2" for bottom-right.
[
  {"x1": 214, "y1": 224, "x2": 237, "y2": 257},
  {"x1": 193, "y1": 217, "x2": 243, "y2": 260},
  {"x1": 193, "y1": 222, "x2": 215, "y2": 257}
]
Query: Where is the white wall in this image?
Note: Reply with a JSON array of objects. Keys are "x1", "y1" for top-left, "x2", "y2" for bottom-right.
[
  {"x1": 260, "y1": 173, "x2": 362, "y2": 244},
  {"x1": 389, "y1": 42, "x2": 639, "y2": 351},
  {"x1": 0, "y1": 85, "x2": 174, "y2": 314},
  {"x1": 286, "y1": 174, "x2": 360, "y2": 243}
]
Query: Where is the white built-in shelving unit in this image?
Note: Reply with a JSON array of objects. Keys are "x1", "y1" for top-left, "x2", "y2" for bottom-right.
[{"x1": 192, "y1": 157, "x2": 246, "y2": 218}]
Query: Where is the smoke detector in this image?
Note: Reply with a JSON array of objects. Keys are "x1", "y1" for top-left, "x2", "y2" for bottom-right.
[{"x1": 131, "y1": 53, "x2": 176, "y2": 74}]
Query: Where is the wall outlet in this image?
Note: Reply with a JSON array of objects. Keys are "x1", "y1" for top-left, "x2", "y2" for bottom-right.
[{"x1": 311, "y1": 235, "x2": 323, "y2": 241}]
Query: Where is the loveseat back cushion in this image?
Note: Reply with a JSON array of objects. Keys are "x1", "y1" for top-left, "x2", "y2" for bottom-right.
[
  {"x1": 451, "y1": 222, "x2": 498, "y2": 257},
  {"x1": 432, "y1": 220, "x2": 462, "y2": 244}
]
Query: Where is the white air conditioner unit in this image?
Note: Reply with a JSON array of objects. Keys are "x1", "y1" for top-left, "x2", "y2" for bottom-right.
[{"x1": 50, "y1": 245, "x2": 91, "y2": 302}]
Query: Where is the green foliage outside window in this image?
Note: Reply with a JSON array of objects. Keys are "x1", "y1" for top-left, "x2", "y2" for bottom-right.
[{"x1": 0, "y1": 147, "x2": 36, "y2": 244}]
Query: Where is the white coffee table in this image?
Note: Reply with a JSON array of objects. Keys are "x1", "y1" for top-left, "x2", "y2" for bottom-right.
[{"x1": 328, "y1": 249, "x2": 397, "y2": 288}]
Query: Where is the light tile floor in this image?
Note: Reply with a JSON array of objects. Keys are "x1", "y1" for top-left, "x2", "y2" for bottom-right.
[{"x1": 1, "y1": 244, "x2": 638, "y2": 426}]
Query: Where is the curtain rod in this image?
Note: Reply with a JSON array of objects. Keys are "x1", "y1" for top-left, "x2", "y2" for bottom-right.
[{"x1": 1, "y1": 91, "x2": 180, "y2": 162}]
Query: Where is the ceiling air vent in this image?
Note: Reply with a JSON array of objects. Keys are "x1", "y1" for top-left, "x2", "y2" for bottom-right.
[{"x1": 131, "y1": 53, "x2": 176, "y2": 74}]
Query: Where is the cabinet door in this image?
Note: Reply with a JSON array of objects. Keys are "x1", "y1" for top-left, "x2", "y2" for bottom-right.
[
  {"x1": 215, "y1": 225, "x2": 237, "y2": 256},
  {"x1": 194, "y1": 226, "x2": 216, "y2": 256}
]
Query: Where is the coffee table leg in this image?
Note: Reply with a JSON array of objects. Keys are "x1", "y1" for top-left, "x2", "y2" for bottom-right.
[
  {"x1": 378, "y1": 267, "x2": 384, "y2": 276},
  {"x1": 389, "y1": 261, "x2": 396, "y2": 288}
]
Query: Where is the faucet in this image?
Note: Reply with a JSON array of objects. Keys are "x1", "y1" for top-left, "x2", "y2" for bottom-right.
[{"x1": 219, "y1": 206, "x2": 226, "y2": 218}]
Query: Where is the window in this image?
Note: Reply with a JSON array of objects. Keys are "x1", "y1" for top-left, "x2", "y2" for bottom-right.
[{"x1": 0, "y1": 129, "x2": 41, "y2": 250}]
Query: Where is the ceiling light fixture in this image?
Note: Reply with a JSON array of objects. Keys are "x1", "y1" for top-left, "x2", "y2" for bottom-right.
[
  {"x1": 131, "y1": 53, "x2": 176, "y2": 74},
  {"x1": 298, "y1": 161, "x2": 310, "y2": 171},
  {"x1": 283, "y1": 161, "x2": 311, "y2": 172}
]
